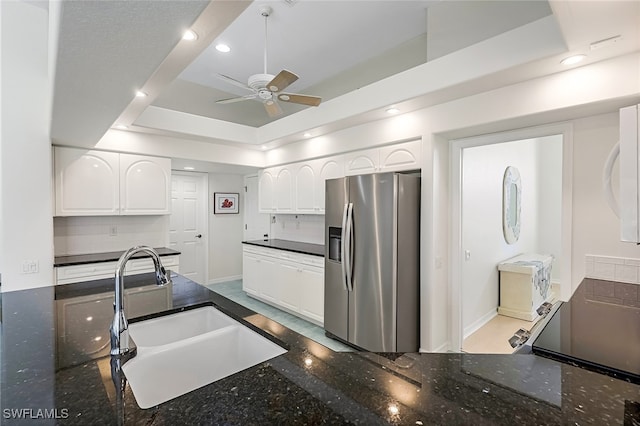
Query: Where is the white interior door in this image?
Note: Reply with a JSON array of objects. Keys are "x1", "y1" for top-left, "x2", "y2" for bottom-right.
[
  {"x1": 170, "y1": 172, "x2": 208, "y2": 284},
  {"x1": 244, "y1": 175, "x2": 270, "y2": 241}
]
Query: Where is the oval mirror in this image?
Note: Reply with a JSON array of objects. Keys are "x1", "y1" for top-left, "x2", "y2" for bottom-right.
[{"x1": 503, "y1": 166, "x2": 521, "y2": 244}]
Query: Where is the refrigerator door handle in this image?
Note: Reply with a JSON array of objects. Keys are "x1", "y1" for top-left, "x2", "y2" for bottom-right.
[
  {"x1": 345, "y1": 202, "x2": 354, "y2": 292},
  {"x1": 340, "y1": 203, "x2": 349, "y2": 291}
]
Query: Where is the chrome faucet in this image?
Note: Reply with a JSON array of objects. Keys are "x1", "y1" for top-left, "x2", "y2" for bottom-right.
[{"x1": 110, "y1": 246, "x2": 171, "y2": 357}]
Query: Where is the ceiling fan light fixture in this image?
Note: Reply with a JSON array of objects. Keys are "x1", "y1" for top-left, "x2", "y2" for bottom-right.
[
  {"x1": 182, "y1": 30, "x2": 198, "y2": 41},
  {"x1": 215, "y1": 43, "x2": 231, "y2": 53}
]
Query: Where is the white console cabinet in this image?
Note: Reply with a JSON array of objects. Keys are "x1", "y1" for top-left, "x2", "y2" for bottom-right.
[
  {"x1": 54, "y1": 147, "x2": 171, "y2": 216},
  {"x1": 242, "y1": 245, "x2": 324, "y2": 325},
  {"x1": 498, "y1": 253, "x2": 553, "y2": 321}
]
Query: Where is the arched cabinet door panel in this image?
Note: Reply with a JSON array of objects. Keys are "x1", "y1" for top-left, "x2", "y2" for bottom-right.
[
  {"x1": 316, "y1": 156, "x2": 344, "y2": 213},
  {"x1": 55, "y1": 148, "x2": 120, "y2": 216},
  {"x1": 258, "y1": 169, "x2": 276, "y2": 213},
  {"x1": 294, "y1": 163, "x2": 316, "y2": 213},
  {"x1": 119, "y1": 154, "x2": 171, "y2": 215},
  {"x1": 379, "y1": 140, "x2": 421, "y2": 172},
  {"x1": 344, "y1": 148, "x2": 379, "y2": 176},
  {"x1": 275, "y1": 166, "x2": 294, "y2": 213}
]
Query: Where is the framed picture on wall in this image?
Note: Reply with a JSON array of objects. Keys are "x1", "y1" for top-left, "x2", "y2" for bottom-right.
[{"x1": 214, "y1": 192, "x2": 239, "y2": 214}]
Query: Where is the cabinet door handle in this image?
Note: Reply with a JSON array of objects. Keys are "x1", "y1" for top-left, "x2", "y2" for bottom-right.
[{"x1": 195, "y1": 234, "x2": 202, "y2": 239}]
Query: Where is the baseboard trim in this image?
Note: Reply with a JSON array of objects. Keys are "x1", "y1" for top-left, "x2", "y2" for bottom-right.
[
  {"x1": 463, "y1": 309, "x2": 497, "y2": 339},
  {"x1": 207, "y1": 275, "x2": 242, "y2": 285},
  {"x1": 423, "y1": 341, "x2": 450, "y2": 353}
]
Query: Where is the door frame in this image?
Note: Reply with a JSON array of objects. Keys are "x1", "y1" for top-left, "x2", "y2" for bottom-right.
[
  {"x1": 171, "y1": 171, "x2": 209, "y2": 286},
  {"x1": 449, "y1": 122, "x2": 573, "y2": 351}
]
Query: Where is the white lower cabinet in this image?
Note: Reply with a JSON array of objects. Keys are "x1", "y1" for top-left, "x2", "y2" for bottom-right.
[
  {"x1": 55, "y1": 255, "x2": 180, "y2": 285},
  {"x1": 242, "y1": 246, "x2": 324, "y2": 325},
  {"x1": 298, "y1": 265, "x2": 324, "y2": 324}
]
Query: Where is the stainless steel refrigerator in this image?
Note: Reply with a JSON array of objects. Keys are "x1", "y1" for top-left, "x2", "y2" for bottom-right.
[{"x1": 324, "y1": 172, "x2": 420, "y2": 352}]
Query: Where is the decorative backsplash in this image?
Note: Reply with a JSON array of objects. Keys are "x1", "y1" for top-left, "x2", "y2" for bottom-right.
[{"x1": 585, "y1": 255, "x2": 640, "y2": 285}]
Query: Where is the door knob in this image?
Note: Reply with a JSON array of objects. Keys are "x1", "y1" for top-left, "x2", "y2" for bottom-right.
[{"x1": 195, "y1": 234, "x2": 202, "y2": 239}]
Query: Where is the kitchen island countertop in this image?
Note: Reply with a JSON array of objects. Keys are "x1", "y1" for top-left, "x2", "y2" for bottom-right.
[
  {"x1": 54, "y1": 247, "x2": 181, "y2": 267},
  {"x1": 1, "y1": 275, "x2": 639, "y2": 425}
]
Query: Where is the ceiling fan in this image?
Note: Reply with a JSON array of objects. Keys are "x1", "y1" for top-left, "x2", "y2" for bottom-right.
[{"x1": 215, "y1": 6, "x2": 321, "y2": 118}]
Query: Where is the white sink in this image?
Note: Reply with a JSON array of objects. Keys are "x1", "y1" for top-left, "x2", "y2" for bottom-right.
[
  {"x1": 128, "y1": 306, "x2": 237, "y2": 347},
  {"x1": 122, "y1": 306, "x2": 286, "y2": 409}
]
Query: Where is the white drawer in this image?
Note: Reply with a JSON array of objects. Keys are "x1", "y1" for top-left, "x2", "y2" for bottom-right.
[
  {"x1": 125, "y1": 255, "x2": 179, "y2": 273},
  {"x1": 243, "y1": 245, "x2": 281, "y2": 259},
  {"x1": 278, "y1": 251, "x2": 323, "y2": 267},
  {"x1": 56, "y1": 262, "x2": 117, "y2": 285},
  {"x1": 55, "y1": 255, "x2": 180, "y2": 285}
]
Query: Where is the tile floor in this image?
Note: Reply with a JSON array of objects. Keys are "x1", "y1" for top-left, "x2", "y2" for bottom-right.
[
  {"x1": 206, "y1": 280, "x2": 354, "y2": 352},
  {"x1": 462, "y1": 314, "x2": 537, "y2": 354}
]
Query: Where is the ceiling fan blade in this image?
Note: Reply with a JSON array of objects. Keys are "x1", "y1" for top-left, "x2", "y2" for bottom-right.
[
  {"x1": 267, "y1": 70, "x2": 298, "y2": 92},
  {"x1": 216, "y1": 94, "x2": 257, "y2": 104},
  {"x1": 263, "y1": 100, "x2": 283, "y2": 118},
  {"x1": 277, "y1": 93, "x2": 322, "y2": 107},
  {"x1": 216, "y1": 74, "x2": 254, "y2": 92}
]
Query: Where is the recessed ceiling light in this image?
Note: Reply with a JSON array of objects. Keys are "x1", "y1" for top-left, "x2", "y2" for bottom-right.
[
  {"x1": 135, "y1": 90, "x2": 147, "y2": 98},
  {"x1": 303, "y1": 132, "x2": 312, "y2": 138},
  {"x1": 386, "y1": 106, "x2": 400, "y2": 114},
  {"x1": 182, "y1": 29, "x2": 198, "y2": 41},
  {"x1": 183, "y1": 166, "x2": 195, "y2": 171},
  {"x1": 261, "y1": 145, "x2": 268, "y2": 150},
  {"x1": 115, "y1": 124, "x2": 128, "y2": 130},
  {"x1": 215, "y1": 43, "x2": 231, "y2": 53},
  {"x1": 560, "y1": 54, "x2": 586, "y2": 66}
]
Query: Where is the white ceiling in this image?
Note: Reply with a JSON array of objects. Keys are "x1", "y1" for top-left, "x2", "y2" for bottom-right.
[{"x1": 51, "y1": 0, "x2": 640, "y2": 169}]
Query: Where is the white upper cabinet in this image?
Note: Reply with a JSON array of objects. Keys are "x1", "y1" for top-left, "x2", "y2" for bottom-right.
[
  {"x1": 294, "y1": 155, "x2": 344, "y2": 214},
  {"x1": 344, "y1": 148, "x2": 379, "y2": 176},
  {"x1": 257, "y1": 141, "x2": 420, "y2": 215},
  {"x1": 315, "y1": 156, "x2": 344, "y2": 213},
  {"x1": 258, "y1": 168, "x2": 276, "y2": 213},
  {"x1": 344, "y1": 140, "x2": 422, "y2": 175},
  {"x1": 54, "y1": 147, "x2": 171, "y2": 216},
  {"x1": 379, "y1": 139, "x2": 422, "y2": 172},
  {"x1": 294, "y1": 163, "x2": 317, "y2": 214},
  {"x1": 55, "y1": 148, "x2": 120, "y2": 216},
  {"x1": 119, "y1": 154, "x2": 171, "y2": 215},
  {"x1": 275, "y1": 166, "x2": 294, "y2": 213}
]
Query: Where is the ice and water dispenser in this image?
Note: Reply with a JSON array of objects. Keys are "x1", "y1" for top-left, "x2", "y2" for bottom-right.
[{"x1": 328, "y1": 227, "x2": 342, "y2": 262}]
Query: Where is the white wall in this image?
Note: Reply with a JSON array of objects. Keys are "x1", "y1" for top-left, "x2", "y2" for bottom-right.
[
  {"x1": 571, "y1": 112, "x2": 640, "y2": 281},
  {"x1": 208, "y1": 173, "x2": 244, "y2": 283},
  {"x1": 0, "y1": 2, "x2": 54, "y2": 292},
  {"x1": 53, "y1": 216, "x2": 169, "y2": 256},
  {"x1": 271, "y1": 214, "x2": 324, "y2": 245},
  {"x1": 536, "y1": 136, "x2": 563, "y2": 278},
  {"x1": 461, "y1": 136, "x2": 562, "y2": 335}
]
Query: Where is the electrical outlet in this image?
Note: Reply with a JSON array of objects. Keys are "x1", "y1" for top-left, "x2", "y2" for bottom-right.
[
  {"x1": 296, "y1": 221, "x2": 300, "y2": 230},
  {"x1": 22, "y1": 260, "x2": 39, "y2": 274},
  {"x1": 271, "y1": 216, "x2": 276, "y2": 224},
  {"x1": 109, "y1": 225, "x2": 118, "y2": 236}
]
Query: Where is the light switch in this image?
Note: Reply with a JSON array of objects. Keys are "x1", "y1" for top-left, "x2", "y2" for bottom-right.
[{"x1": 464, "y1": 250, "x2": 471, "y2": 261}]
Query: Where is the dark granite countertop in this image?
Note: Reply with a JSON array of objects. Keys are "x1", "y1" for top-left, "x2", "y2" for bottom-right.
[
  {"x1": 54, "y1": 247, "x2": 181, "y2": 267},
  {"x1": 1, "y1": 275, "x2": 639, "y2": 425},
  {"x1": 243, "y1": 239, "x2": 324, "y2": 257}
]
